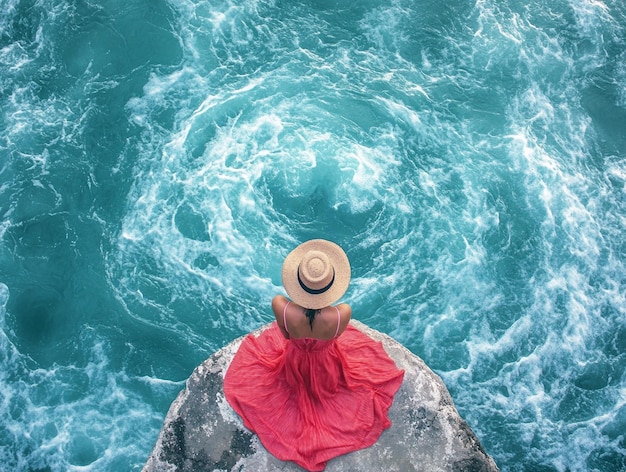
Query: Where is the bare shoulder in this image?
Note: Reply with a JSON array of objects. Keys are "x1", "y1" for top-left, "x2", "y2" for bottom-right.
[
  {"x1": 272, "y1": 294, "x2": 288, "y2": 314},
  {"x1": 336, "y1": 303, "x2": 352, "y2": 318},
  {"x1": 272, "y1": 295, "x2": 290, "y2": 339},
  {"x1": 334, "y1": 302, "x2": 352, "y2": 335}
]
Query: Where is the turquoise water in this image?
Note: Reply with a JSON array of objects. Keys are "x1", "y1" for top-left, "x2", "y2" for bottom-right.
[{"x1": 1, "y1": 0, "x2": 625, "y2": 470}]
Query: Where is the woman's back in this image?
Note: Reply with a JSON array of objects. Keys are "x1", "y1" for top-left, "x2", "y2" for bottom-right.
[{"x1": 272, "y1": 295, "x2": 351, "y2": 340}]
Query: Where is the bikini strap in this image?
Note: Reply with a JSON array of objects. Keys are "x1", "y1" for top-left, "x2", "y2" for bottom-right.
[
  {"x1": 283, "y1": 301, "x2": 291, "y2": 335},
  {"x1": 334, "y1": 306, "x2": 341, "y2": 338}
]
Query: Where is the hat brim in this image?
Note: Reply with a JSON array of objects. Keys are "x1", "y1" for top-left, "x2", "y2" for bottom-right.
[{"x1": 282, "y1": 239, "x2": 351, "y2": 309}]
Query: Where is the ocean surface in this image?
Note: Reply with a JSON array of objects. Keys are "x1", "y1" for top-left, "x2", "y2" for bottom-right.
[{"x1": 1, "y1": 0, "x2": 625, "y2": 470}]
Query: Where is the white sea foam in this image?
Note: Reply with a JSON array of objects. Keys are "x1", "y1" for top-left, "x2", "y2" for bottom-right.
[{"x1": 0, "y1": 323, "x2": 181, "y2": 470}]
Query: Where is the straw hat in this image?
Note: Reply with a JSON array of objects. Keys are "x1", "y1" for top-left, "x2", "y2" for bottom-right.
[{"x1": 281, "y1": 239, "x2": 351, "y2": 309}]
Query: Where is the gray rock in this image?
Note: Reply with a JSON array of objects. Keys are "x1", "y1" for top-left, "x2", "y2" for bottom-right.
[{"x1": 143, "y1": 321, "x2": 499, "y2": 472}]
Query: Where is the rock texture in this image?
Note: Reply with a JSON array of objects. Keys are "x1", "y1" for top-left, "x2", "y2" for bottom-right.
[{"x1": 143, "y1": 321, "x2": 499, "y2": 472}]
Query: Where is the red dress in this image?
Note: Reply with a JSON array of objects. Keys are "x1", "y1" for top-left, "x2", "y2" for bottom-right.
[{"x1": 223, "y1": 314, "x2": 404, "y2": 471}]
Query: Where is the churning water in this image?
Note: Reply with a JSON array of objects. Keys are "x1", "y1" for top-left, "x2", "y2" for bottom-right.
[{"x1": 1, "y1": 0, "x2": 625, "y2": 470}]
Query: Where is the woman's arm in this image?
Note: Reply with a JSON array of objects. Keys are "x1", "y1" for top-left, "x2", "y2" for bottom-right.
[
  {"x1": 272, "y1": 295, "x2": 290, "y2": 339},
  {"x1": 335, "y1": 302, "x2": 352, "y2": 336}
]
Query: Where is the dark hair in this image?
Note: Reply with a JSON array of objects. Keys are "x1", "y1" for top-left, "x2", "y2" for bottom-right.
[{"x1": 304, "y1": 308, "x2": 320, "y2": 330}]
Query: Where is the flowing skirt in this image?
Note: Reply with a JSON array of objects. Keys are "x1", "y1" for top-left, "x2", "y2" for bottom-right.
[{"x1": 223, "y1": 323, "x2": 404, "y2": 471}]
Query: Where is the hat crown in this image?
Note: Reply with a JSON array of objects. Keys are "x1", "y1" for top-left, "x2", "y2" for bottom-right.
[
  {"x1": 282, "y1": 239, "x2": 350, "y2": 309},
  {"x1": 299, "y1": 250, "x2": 333, "y2": 289}
]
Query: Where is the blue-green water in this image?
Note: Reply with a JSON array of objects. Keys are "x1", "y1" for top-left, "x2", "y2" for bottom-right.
[{"x1": 1, "y1": 0, "x2": 625, "y2": 470}]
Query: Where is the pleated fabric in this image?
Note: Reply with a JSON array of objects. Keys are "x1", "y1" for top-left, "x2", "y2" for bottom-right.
[{"x1": 223, "y1": 322, "x2": 404, "y2": 471}]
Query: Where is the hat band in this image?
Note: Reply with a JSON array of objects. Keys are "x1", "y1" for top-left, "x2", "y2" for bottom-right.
[{"x1": 297, "y1": 266, "x2": 335, "y2": 295}]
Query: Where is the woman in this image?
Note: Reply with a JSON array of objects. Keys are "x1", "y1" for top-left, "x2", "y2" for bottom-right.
[{"x1": 223, "y1": 239, "x2": 404, "y2": 472}]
